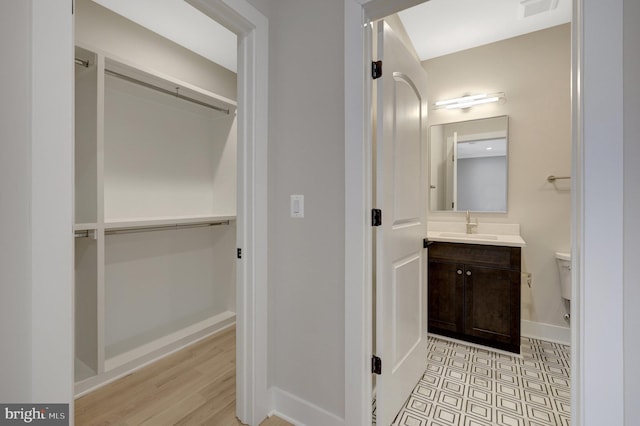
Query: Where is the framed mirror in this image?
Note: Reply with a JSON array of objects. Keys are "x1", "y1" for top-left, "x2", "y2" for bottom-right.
[{"x1": 429, "y1": 115, "x2": 508, "y2": 212}]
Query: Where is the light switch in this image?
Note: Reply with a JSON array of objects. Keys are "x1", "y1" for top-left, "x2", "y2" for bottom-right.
[{"x1": 290, "y1": 194, "x2": 304, "y2": 218}]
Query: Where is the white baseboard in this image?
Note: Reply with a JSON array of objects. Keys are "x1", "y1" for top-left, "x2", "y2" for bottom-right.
[
  {"x1": 269, "y1": 387, "x2": 345, "y2": 426},
  {"x1": 521, "y1": 320, "x2": 570, "y2": 345}
]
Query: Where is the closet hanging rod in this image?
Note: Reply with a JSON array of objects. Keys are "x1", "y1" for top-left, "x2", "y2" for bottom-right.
[
  {"x1": 105, "y1": 220, "x2": 230, "y2": 236},
  {"x1": 547, "y1": 175, "x2": 571, "y2": 183},
  {"x1": 75, "y1": 58, "x2": 90, "y2": 68},
  {"x1": 104, "y1": 68, "x2": 230, "y2": 114}
]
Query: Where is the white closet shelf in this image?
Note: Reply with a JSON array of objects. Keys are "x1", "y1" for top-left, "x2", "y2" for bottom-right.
[
  {"x1": 75, "y1": 223, "x2": 98, "y2": 231},
  {"x1": 104, "y1": 310, "x2": 235, "y2": 372},
  {"x1": 104, "y1": 215, "x2": 236, "y2": 230}
]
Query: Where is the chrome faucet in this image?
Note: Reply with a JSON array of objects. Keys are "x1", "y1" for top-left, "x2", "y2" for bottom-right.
[{"x1": 466, "y1": 210, "x2": 478, "y2": 234}]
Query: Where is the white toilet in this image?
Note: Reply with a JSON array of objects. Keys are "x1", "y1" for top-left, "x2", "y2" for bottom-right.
[{"x1": 555, "y1": 252, "x2": 571, "y2": 301}]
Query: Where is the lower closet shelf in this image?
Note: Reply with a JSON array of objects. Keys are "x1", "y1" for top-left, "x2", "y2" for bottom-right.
[{"x1": 104, "y1": 310, "x2": 235, "y2": 372}]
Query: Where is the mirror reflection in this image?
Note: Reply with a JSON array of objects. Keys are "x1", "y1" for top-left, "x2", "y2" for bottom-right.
[{"x1": 429, "y1": 115, "x2": 508, "y2": 212}]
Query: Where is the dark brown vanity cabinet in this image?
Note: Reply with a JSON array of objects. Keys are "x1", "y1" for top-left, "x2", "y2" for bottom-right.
[{"x1": 427, "y1": 242, "x2": 521, "y2": 353}]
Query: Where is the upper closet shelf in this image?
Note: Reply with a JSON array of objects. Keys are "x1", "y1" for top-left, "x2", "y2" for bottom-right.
[{"x1": 104, "y1": 56, "x2": 237, "y2": 117}]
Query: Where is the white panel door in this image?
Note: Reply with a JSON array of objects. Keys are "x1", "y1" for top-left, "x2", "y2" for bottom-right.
[{"x1": 375, "y1": 21, "x2": 429, "y2": 426}]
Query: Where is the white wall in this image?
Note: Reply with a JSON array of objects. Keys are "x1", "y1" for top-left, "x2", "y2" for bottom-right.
[
  {"x1": 623, "y1": 0, "x2": 640, "y2": 422},
  {"x1": 578, "y1": 0, "x2": 626, "y2": 423},
  {"x1": 102, "y1": 77, "x2": 237, "y2": 219},
  {"x1": 423, "y1": 25, "x2": 572, "y2": 334},
  {"x1": 31, "y1": 0, "x2": 75, "y2": 404},
  {"x1": 0, "y1": 1, "x2": 32, "y2": 402},
  {"x1": 457, "y1": 156, "x2": 507, "y2": 212},
  {"x1": 1, "y1": 0, "x2": 75, "y2": 407},
  {"x1": 248, "y1": 0, "x2": 347, "y2": 423}
]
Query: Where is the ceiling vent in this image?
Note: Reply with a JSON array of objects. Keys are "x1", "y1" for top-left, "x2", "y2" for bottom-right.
[{"x1": 518, "y1": 0, "x2": 559, "y2": 19}]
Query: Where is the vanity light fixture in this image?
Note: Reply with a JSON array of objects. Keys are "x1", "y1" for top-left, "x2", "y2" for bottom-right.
[{"x1": 434, "y1": 93, "x2": 505, "y2": 110}]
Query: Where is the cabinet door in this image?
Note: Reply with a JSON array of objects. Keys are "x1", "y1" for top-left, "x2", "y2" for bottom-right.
[
  {"x1": 428, "y1": 261, "x2": 464, "y2": 334},
  {"x1": 464, "y1": 265, "x2": 520, "y2": 350}
]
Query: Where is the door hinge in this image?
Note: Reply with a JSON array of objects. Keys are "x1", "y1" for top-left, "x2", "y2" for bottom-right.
[
  {"x1": 372, "y1": 209, "x2": 382, "y2": 227},
  {"x1": 372, "y1": 60, "x2": 382, "y2": 79},
  {"x1": 372, "y1": 355, "x2": 382, "y2": 375},
  {"x1": 237, "y1": 248, "x2": 242, "y2": 259}
]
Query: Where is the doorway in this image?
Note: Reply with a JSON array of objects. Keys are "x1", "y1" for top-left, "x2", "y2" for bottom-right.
[
  {"x1": 358, "y1": 1, "x2": 571, "y2": 424},
  {"x1": 73, "y1": 0, "x2": 240, "y2": 397},
  {"x1": 68, "y1": 0, "x2": 268, "y2": 424}
]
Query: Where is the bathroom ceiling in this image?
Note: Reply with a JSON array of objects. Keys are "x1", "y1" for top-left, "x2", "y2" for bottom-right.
[
  {"x1": 398, "y1": 0, "x2": 571, "y2": 61},
  {"x1": 457, "y1": 138, "x2": 507, "y2": 159}
]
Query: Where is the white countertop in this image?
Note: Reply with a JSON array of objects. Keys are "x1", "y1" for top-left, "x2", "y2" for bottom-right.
[{"x1": 427, "y1": 222, "x2": 526, "y2": 247}]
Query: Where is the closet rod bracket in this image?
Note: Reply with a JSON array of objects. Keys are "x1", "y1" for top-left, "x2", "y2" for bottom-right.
[{"x1": 74, "y1": 229, "x2": 97, "y2": 239}]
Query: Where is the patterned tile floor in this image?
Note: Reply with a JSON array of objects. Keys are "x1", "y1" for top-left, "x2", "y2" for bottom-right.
[{"x1": 384, "y1": 335, "x2": 571, "y2": 426}]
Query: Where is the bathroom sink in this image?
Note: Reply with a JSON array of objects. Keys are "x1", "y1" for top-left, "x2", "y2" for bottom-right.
[{"x1": 439, "y1": 232, "x2": 499, "y2": 240}]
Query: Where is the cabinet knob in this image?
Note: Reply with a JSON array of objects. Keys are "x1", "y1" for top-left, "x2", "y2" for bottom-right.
[
  {"x1": 457, "y1": 269, "x2": 463, "y2": 275},
  {"x1": 466, "y1": 270, "x2": 472, "y2": 276}
]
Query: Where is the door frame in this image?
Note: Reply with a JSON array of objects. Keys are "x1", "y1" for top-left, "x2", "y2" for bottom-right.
[
  {"x1": 31, "y1": 0, "x2": 269, "y2": 424},
  {"x1": 344, "y1": 0, "x2": 626, "y2": 425},
  {"x1": 186, "y1": 2, "x2": 270, "y2": 423}
]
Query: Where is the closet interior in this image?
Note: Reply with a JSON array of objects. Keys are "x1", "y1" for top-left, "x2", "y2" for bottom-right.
[{"x1": 73, "y1": 40, "x2": 238, "y2": 395}]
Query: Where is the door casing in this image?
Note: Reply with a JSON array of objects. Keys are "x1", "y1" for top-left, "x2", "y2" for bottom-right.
[{"x1": 344, "y1": 0, "x2": 625, "y2": 425}]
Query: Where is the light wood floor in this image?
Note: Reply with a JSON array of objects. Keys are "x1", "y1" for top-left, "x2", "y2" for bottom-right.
[{"x1": 75, "y1": 327, "x2": 291, "y2": 426}]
